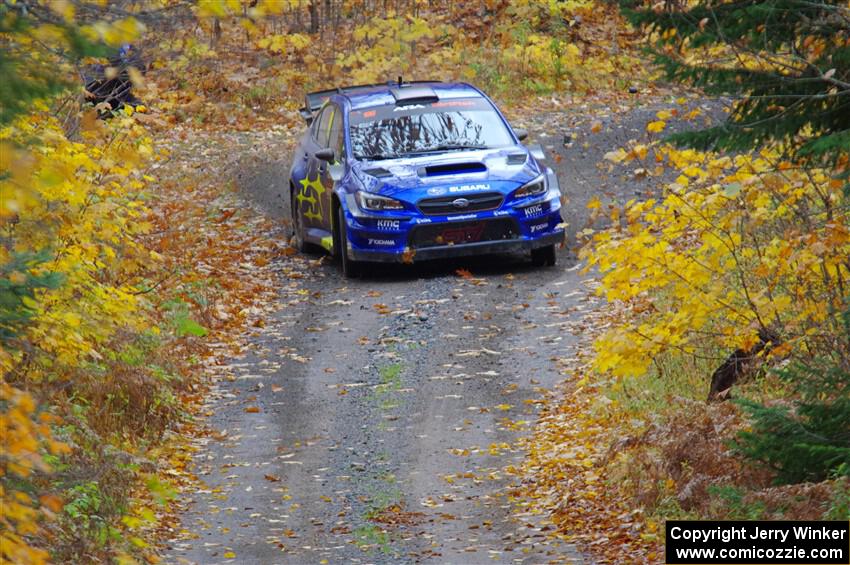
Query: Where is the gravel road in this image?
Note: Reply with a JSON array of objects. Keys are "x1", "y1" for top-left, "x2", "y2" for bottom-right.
[{"x1": 166, "y1": 94, "x2": 719, "y2": 565}]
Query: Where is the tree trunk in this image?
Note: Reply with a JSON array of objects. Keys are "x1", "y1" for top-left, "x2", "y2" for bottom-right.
[{"x1": 309, "y1": 1, "x2": 319, "y2": 34}]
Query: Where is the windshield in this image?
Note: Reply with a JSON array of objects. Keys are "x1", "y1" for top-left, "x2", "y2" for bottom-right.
[{"x1": 349, "y1": 98, "x2": 514, "y2": 160}]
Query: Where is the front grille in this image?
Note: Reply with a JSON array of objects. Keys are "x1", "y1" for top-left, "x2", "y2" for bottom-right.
[
  {"x1": 410, "y1": 218, "x2": 519, "y2": 248},
  {"x1": 417, "y1": 192, "x2": 504, "y2": 215}
]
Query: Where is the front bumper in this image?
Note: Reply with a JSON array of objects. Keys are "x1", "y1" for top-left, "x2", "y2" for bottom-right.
[
  {"x1": 344, "y1": 194, "x2": 565, "y2": 263},
  {"x1": 350, "y1": 230, "x2": 564, "y2": 262}
]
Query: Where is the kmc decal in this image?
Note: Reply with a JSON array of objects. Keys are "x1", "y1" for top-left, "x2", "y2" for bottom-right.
[
  {"x1": 524, "y1": 204, "x2": 543, "y2": 218},
  {"x1": 376, "y1": 219, "x2": 400, "y2": 230}
]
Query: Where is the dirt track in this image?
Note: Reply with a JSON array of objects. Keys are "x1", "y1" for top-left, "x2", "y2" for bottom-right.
[{"x1": 165, "y1": 96, "x2": 718, "y2": 564}]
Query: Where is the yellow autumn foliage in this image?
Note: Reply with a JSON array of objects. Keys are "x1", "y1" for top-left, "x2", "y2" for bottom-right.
[
  {"x1": 0, "y1": 3, "x2": 165, "y2": 559},
  {"x1": 584, "y1": 145, "x2": 850, "y2": 377},
  {"x1": 337, "y1": 15, "x2": 443, "y2": 83},
  {"x1": 0, "y1": 381, "x2": 69, "y2": 565},
  {"x1": 2, "y1": 112, "x2": 156, "y2": 377},
  {"x1": 1, "y1": 108, "x2": 157, "y2": 562}
]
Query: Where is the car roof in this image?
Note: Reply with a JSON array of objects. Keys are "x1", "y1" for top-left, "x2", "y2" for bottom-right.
[{"x1": 340, "y1": 82, "x2": 486, "y2": 110}]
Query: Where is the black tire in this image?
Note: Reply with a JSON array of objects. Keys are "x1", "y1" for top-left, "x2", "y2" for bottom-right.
[
  {"x1": 291, "y1": 186, "x2": 307, "y2": 252},
  {"x1": 336, "y1": 205, "x2": 364, "y2": 278},
  {"x1": 531, "y1": 244, "x2": 557, "y2": 267}
]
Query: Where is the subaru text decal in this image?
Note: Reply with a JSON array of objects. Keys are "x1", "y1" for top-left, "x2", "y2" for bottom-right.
[{"x1": 448, "y1": 184, "x2": 490, "y2": 193}]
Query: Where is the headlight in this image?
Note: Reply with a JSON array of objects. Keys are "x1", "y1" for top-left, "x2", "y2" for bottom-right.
[
  {"x1": 355, "y1": 191, "x2": 405, "y2": 211},
  {"x1": 513, "y1": 174, "x2": 547, "y2": 199}
]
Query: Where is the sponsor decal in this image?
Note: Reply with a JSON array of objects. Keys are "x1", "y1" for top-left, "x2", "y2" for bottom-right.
[
  {"x1": 439, "y1": 223, "x2": 485, "y2": 244},
  {"x1": 448, "y1": 183, "x2": 490, "y2": 193},
  {"x1": 393, "y1": 104, "x2": 425, "y2": 111},
  {"x1": 524, "y1": 204, "x2": 543, "y2": 218},
  {"x1": 493, "y1": 210, "x2": 511, "y2": 217},
  {"x1": 530, "y1": 222, "x2": 548, "y2": 233},
  {"x1": 376, "y1": 219, "x2": 400, "y2": 230},
  {"x1": 446, "y1": 213, "x2": 478, "y2": 221},
  {"x1": 368, "y1": 238, "x2": 395, "y2": 246},
  {"x1": 413, "y1": 217, "x2": 432, "y2": 224},
  {"x1": 427, "y1": 187, "x2": 447, "y2": 196},
  {"x1": 430, "y1": 100, "x2": 476, "y2": 108}
]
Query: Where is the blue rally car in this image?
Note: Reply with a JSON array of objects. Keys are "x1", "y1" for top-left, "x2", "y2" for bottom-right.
[{"x1": 288, "y1": 80, "x2": 565, "y2": 277}]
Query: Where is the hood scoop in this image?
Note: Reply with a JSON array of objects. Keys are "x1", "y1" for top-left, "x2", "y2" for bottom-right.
[
  {"x1": 418, "y1": 162, "x2": 486, "y2": 177},
  {"x1": 506, "y1": 153, "x2": 527, "y2": 165},
  {"x1": 363, "y1": 167, "x2": 393, "y2": 178}
]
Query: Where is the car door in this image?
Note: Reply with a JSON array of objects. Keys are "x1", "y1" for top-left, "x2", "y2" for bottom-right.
[
  {"x1": 292, "y1": 106, "x2": 323, "y2": 225},
  {"x1": 292, "y1": 105, "x2": 327, "y2": 232},
  {"x1": 300, "y1": 104, "x2": 336, "y2": 232}
]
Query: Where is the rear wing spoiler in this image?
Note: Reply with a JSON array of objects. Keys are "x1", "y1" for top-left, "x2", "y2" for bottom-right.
[{"x1": 299, "y1": 80, "x2": 443, "y2": 123}]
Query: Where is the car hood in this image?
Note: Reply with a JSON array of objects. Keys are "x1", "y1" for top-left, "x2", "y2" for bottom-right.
[{"x1": 351, "y1": 147, "x2": 543, "y2": 200}]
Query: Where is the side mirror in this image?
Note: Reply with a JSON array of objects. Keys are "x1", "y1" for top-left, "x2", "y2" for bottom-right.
[
  {"x1": 300, "y1": 108, "x2": 314, "y2": 124},
  {"x1": 316, "y1": 148, "x2": 335, "y2": 162},
  {"x1": 514, "y1": 127, "x2": 528, "y2": 142}
]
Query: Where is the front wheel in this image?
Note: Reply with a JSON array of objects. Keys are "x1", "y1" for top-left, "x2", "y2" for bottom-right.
[
  {"x1": 336, "y1": 206, "x2": 364, "y2": 278},
  {"x1": 531, "y1": 244, "x2": 557, "y2": 267}
]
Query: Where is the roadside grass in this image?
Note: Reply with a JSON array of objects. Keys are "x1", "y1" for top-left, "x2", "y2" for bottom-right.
[
  {"x1": 353, "y1": 524, "x2": 393, "y2": 554},
  {"x1": 606, "y1": 352, "x2": 711, "y2": 416},
  {"x1": 379, "y1": 363, "x2": 403, "y2": 383},
  {"x1": 351, "y1": 467, "x2": 403, "y2": 555},
  {"x1": 373, "y1": 362, "x2": 404, "y2": 400},
  {"x1": 363, "y1": 478, "x2": 403, "y2": 522}
]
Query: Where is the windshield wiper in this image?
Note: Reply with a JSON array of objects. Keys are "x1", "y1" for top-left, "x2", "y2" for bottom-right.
[
  {"x1": 359, "y1": 152, "x2": 399, "y2": 161},
  {"x1": 407, "y1": 144, "x2": 489, "y2": 155}
]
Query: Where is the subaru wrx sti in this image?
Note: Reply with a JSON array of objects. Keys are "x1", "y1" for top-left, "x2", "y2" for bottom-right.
[{"x1": 288, "y1": 80, "x2": 565, "y2": 277}]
